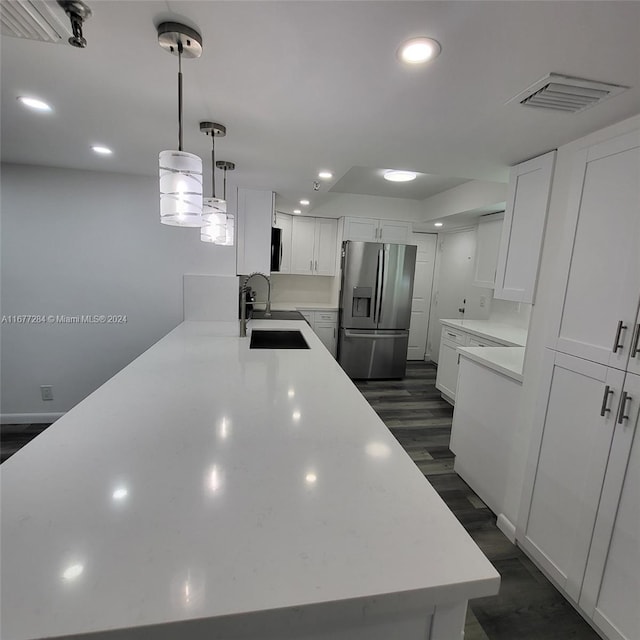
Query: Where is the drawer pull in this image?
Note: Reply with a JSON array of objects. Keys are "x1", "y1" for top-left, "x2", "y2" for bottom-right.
[
  {"x1": 600, "y1": 385, "x2": 614, "y2": 416},
  {"x1": 447, "y1": 332, "x2": 457, "y2": 338},
  {"x1": 617, "y1": 392, "x2": 631, "y2": 424}
]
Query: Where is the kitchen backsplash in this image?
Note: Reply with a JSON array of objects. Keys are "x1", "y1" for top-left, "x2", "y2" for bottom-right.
[{"x1": 268, "y1": 274, "x2": 339, "y2": 305}]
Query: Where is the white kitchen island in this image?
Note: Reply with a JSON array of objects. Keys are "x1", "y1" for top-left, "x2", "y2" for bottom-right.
[{"x1": 1, "y1": 319, "x2": 499, "y2": 640}]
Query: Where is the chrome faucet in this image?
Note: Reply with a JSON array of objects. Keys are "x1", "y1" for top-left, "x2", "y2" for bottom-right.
[{"x1": 240, "y1": 272, "x2": 271, "y2": 337}]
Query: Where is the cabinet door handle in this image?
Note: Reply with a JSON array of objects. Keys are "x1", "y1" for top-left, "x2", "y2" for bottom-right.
[
  {"x1": 315, "y1": 260, "x2": 318, "y2": 271},
  {"x1": 333, "y1": 327, "x2": 336, "y2": 338},
  {"x1": 617, "y1": 391, "x2": 632, "y2": 424},
  {"x1": 631, "y1": 323, "x2": 640, "y2": 358},
  {"x1": 600, "y1": 385, "x2": 614, "y2": 416},
  {"x1": 309, "y1": 259, "x2": 313, "y2": 271},
  {"x1": 447, "y1": 332, "x2": 457, "y2": 338},
  {"x1": 612, "y1": 320, "x2": 628, "y2": 353}
]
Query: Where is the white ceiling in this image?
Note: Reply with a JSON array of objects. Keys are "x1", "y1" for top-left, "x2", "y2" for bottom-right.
[{"x1": 1, "y1": 1, "x2": 639, "y2": 215}]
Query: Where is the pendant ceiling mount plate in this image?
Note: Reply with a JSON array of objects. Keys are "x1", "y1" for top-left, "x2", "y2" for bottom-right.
[
  {"x1": 216, "y1": 161, "x2": 235, "y2": 171},
  {"x1": 200, "y1": 122, "x2": 226, "y2": 137},
  {"x1": 157, "y1": 22, "x2": 202, "y2": 58}
]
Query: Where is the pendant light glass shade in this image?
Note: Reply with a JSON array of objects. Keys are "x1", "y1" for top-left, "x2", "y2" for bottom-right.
[
  {"x1": 159, "y1": 150, "x2": 203, "y2": 227},
  {"x1": 201, "y1": 198, "x2": 234, "y2": 246}
]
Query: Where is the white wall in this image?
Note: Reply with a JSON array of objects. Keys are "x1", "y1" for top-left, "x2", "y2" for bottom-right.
[{"x1": 1, "y1": 163, "x2": 236, "y2": 420}]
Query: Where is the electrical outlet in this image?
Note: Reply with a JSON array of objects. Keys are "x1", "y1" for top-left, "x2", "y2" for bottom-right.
[
  {"x1": 40, "y1": 385, "x2": 53, "y2": 401},
  {"x1": 479, "y1": 295, "x2": 487, "y2": 308}
]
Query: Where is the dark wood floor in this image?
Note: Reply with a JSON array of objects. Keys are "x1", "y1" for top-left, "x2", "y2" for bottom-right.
[
  {"x1": 355, "y1": 361, "x2": 602, "y2": 640},
  {"x1": 1, "y1": 363, "x2": 602, "y2": 639}
]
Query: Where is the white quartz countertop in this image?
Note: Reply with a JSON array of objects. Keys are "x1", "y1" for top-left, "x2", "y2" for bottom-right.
[
  {"x1": 440, "y1": 319, "x2": 528, "y2": 347},
  {"x1": 458, "y1": 347, "x2": 526, "y2": 382},
  {"x1": 1, "y1": 319, "x2": 498, "y2": 640}
]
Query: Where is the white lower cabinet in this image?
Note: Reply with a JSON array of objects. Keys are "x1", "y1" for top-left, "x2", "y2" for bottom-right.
[
  {"x1": 435, "y1": 325, "x2": 515, "y2": 402},
  {"x1": 579, "y1": 371, "x2": 640, "y2": 640},
  {"x1": 519, "y1": 352, "x2": 640, "y2": 640},
  {"x1": 300, "y1": 310, "x2": 338, "y2": 358}
]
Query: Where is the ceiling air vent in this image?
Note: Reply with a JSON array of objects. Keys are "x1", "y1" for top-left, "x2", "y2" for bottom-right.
[
  {"x1": 509, "y1": 73, "x2": 629, "y2": 114},
  {"x1": 1, "y1": 1, "x2": 71, "y2": 44}
]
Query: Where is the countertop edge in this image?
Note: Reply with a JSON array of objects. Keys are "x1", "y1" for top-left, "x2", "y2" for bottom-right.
[
  {"x1": 457, "y1": 347, "x2": 525, "y2": 383},
  {"x1": 440, "y1": 319, "x2": 527, "y2": 347}
]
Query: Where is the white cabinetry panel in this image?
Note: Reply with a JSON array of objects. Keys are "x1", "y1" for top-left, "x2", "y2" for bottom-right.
[
  {"x1": 236, "y1": 188, "x2": 274, "y2": 275},
  {"x1": 314, "y1": 218, "x2": 338, "y2": 276},
  {"x1": 343, "y1": 217, "x2": 411, "y2": 243},
  {"x1": 436, "y1": 338, "x2": 460, "y2": 402},
  {"x1": 274, "y1": 212, "x2": 292, "y2": 274},
  {"x1": 473, "y1": 217, "x2": 503, "y2": 289},
  {"x1": 580, "y1": 372, "x2": 640, "y2": 640},
  {"x1": 379, "y1": 220, "x2": 412, "y2": 243},
  {"x1": 552, "y1": 133, "x2": 640, "y2": 371},
  {"x1": 519, "y1": 350, "x2": 624, "y2": 601},
  {"x1": 494, "y1": 151, "x2": 555, "y2": 304},
  {"x1": 290, "y1": 217, "x2": 317, "y2": 275}
]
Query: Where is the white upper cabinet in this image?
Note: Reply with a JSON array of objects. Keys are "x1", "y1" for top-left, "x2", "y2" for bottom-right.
[
  {"x1": 236, "y1": 188, "x2": 274, "y2": 275},
  {"x1": 290, "y1": 217, "x2": 338, "y2": 276},
  {"x1": 273, "y1": 212, "x2": 292, "y2": 274},
  {"x1": 343, "y1": 216, "x2": 412, "y2": 243},
  {"x1": 473, "y1": 215, "x2": 503, "y2": 288},
  {"x1": 494, "y1": 151, "x2": 556, "y2": 303},
  {"x1": 550, "y1": 131, "x2": 640, "y2": 371}
]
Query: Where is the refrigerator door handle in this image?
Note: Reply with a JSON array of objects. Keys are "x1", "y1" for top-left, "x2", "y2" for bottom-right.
[
  {"x1": 377, "y1": 247, "x2": 386, "y2": 325},
  {"x1": 373, "y1": 249, "x2": 383, "y2": 324},
  {"x1": 344, "y1": 330, "x2": 407, "y2": 339}
]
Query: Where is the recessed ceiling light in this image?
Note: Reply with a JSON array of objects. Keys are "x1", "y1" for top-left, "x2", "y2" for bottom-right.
[
  {"x1": 300, "y1": 199, "x2": 310, "y2": 205},
  {"x1": 318, "y1": 171, "x2": 333, "y2": 180},
  {"x1": 434, "y1": 222, "x2": 443, "y2": 227},
  {"x1": 91, "y1": 145, "x2": 113, "y2": 155},
  {"x1": 398, "y1": 37, "x2": 441, "y2": 64},
  {"x1": 383, "y1": 170, "x2": 417, "y2": 183},
  {"x1": 293, "y1": 209, "x2": 301, "y2": 214},
  {"x1": 17, "y1": 96, "x2": 52, "y2": 112}
]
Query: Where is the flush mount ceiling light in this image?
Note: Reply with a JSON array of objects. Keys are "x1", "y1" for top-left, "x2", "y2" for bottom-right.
[
  {"x1": 318, "y1": 171, "x2": 333, "y2": 179},
  {"x1": 383, "y1": 170, "x2": 417, "y2": 182},
  {"x1": 91, "y1": 145, "x2": 112, "y2": 155},
  {"x1": 434, "y1": 222, "x2": 443, "y2": 227},
  {"x1": 158, "y1": 22, "x2": 203, "y2": 227},
  {"x1": 17, "y1": 96, "x2": 52, "y2": 112},
  {"x1": 398, "y1": 37, "x2": 441, "y2": 64}
]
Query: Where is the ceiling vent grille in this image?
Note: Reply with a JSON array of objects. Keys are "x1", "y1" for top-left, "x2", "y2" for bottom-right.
[
  {"x1": 509, "y1": 73, "x2": 629, "y2": 114},
  {"x1": 1, "y1": 1, "x2": 71, "y2": 44}
]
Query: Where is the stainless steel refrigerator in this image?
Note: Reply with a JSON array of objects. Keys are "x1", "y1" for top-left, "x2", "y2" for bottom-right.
[{"x1": 338, "y1": 241, "x2": 417, "y2": 379}]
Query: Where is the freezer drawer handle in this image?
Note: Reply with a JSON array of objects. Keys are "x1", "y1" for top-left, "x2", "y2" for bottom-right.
[
  {"x1": 344, "y1": 330, "x2": 406, "y2": 339},
  {"x1": 617, "y1": 392, "x2": 631, "y2": 424},
  {"x1": 612, "y1": 320, "x2": 627, "y2": 353},
  {"x1": 600, "y1": 385, "x2": 614, "y2": 417},
  {"x1": 631, "y1": 323, "x2": 640, "y2": 358}
]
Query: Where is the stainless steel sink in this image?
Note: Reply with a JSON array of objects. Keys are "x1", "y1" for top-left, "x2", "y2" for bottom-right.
[{"x1": 249, "y1": 329, "x2": 309, "y2": 349}]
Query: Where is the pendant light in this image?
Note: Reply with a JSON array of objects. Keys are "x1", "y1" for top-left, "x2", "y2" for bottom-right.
[
  {"x1": 200, "y1": 120, "x2": 235, "y2": 246},
  {"x1": 158, "y1": 22, "x2": 203, "y2": 227}
]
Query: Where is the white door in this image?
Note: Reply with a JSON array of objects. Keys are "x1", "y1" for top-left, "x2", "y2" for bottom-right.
[
  {"x1": 580, "y1": 372, "x2": 640, "y2": 640},
  {"x1": 519, "y1": 350, "x2": 625, "y2": 602},
  {"x1": 408, "y1": 233, "x2": 437, "y2": 360},
  {"x1": 313, "y1": 218, "x2": 338, "y2": 276},
  {"x1": 553, "y1": 132, "x2": 640, "y2": 370},
  {"x1": 428, "y1": 229, "x2": 476, "y2": 363},
  {"x1": 379, "y1": 220, "x2": 411, "y2": 243},
  {"x1": 290, "y1": 217, "x2": 316, "y2": 275}
]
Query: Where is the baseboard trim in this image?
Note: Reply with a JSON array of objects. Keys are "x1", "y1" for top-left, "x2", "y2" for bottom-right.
[
  {"x1": 497, "y1": 513, "x2": 517, "y2": 543},
  {"x1": 1, "y1": 412, "x2": 65, "y2": 425}
]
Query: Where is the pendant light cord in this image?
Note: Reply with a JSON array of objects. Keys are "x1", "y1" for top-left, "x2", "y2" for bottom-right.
[
  {"x1": 177, "y1": 41, "x2": 183, "y2": 151},
  {"x1": 211, "y1": 134, "x2": 216, "y2": 198}
]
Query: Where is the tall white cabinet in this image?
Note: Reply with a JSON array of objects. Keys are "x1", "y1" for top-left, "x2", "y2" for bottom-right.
[{"x1": 518, "y1": 129, "x2": 640, "y2": 640}]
